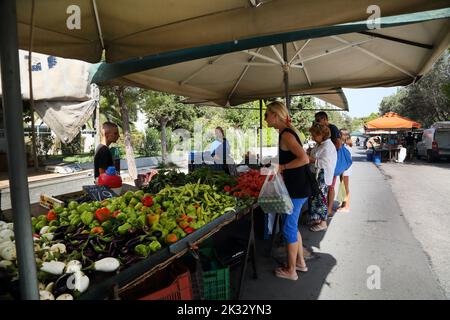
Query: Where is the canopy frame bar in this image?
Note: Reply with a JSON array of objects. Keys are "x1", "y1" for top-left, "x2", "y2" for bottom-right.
[
  {"x1": 290, "y1": 38, "x2": 374, "y2": 65},
  {"x1": 227, "y1": 48, "x2": 262, "y2": 103},
  {"x1": 331, "y1": 35, "x2": 415, "y2": 78},
  {"x1": 243, "y1": 49, "x2": 281, "y2": 65},
  {"x1": 289, "y1": 39, "x2": 311, "y2": 64},
  {"x1": 358, "y1": 31, "x2": 433, "y2": 49},
  {"x1": 92, "y1": 0, "x2": 105, "y2": 50},
  {"x1": 270, "y1": 45, "x2": 285, "y2": 64},
  {"x1": 292, "y1": 41, "x2": 312, "y2": 87},
  {"x1": 180, "y1": 55, "x2": 226, "y2": 85}
]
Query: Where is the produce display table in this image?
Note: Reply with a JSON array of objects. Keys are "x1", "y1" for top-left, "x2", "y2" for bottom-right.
[
  {"x1": 80, "y1": 203, "x2": 258, "y2": 300},
  {"x1": 1, "y1": 168, "x2": 263, "y2": 300}
]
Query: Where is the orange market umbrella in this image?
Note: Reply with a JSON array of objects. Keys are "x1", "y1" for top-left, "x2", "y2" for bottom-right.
[{"x1": 366, "y1": 112, "x2": 422, "y2": 130}]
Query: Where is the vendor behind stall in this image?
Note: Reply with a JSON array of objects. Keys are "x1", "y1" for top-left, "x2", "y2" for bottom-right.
[
  {"x1": 210, "y1": 127, "x2": 234, "y2": 173},
  {"x1": 94, "y1": 122, "x2": 120, "y2": 181}
]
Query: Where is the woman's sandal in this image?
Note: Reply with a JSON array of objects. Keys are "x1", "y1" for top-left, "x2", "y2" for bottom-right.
[
  {"x1": 296, "y1": 265, "x2": 308, "y2": 273},
  {"x1": 274, "y1": 267, "x2": 298, "y2": 281},
  {"x1": 309, "y1": 224, "x2": 328, "y2": 232}
]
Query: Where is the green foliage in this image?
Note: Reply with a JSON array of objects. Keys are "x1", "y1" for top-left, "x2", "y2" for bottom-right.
[
  {"x1": 61, "y1": 133, "x2": 82, "y2": 156},
  {"x1": 378, "y1": 52, "x2": 449, "y2": 128},
  {"x1": 99, "y1": 86, "x2": 140, "y2": 129},
  {"x1": 36, "y1": 134, "x2": 54, "y2": 158}
]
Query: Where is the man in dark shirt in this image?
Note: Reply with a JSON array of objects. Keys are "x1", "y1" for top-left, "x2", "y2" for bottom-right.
[
  {"x1": 315, "y1": 111, "x2": 341, "y2": 149},
  {"x1": 94, "y1": 122, "x2": 120, "y2": 179}
]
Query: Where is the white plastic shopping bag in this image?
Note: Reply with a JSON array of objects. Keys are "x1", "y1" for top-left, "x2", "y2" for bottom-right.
[{"x1": 257, "y1": 173, "x2": 294, "y2": 215}]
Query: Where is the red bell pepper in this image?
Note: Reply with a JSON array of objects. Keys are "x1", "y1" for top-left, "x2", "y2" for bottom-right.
[
  {"x1": 47, "y1": 210, "x2": 57, "y2": 221},
  {"x1": 142, "y1": 196, "x2": 153, "y2": 207},
  {"x1": 184, "y1": 227, "x2": 194, "y2": 234},
  {"x1": 112, "y1": 210, "x2": 121, "y2": 218},
  {"x1": 95, "y1": 207, "x2": 111, "y2": 222}
]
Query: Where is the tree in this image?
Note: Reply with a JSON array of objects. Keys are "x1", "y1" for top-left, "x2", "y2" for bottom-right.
[
  {"x1": 140, "y1": 91, "x2": 198, "y2": 163},
  {"x1": 100, "y1": 86, "x2": 141, "y2": 181},
  {"x1": 378, "y1": 51, "x2": 450, "y2": 127}
]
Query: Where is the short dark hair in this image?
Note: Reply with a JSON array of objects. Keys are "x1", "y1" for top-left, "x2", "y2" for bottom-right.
[
  {"x1": 314, "y1": 111, "x2": 328, "y2": 121},
  {"x1": 215, "y1": 127, "x2": 225, "y2": 137},
  {"x1": 102, "y1": 122, "x2": 118, "y2": 131}
]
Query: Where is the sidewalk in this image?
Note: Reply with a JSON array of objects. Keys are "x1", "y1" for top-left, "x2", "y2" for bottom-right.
[{"x1": 239, "y1": 147, "x2": 446, "y2": 299}]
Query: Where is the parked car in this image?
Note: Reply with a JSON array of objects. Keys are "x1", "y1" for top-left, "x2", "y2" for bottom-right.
[{"x1": 416, "y1": 122, "x2": 450, "y2": 162}]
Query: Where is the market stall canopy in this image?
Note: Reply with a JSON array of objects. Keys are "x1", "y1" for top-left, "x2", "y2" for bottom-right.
[
  {"x1": 181, "y1": 89, "x2": 349, "y2": 110},
  {"x1": 99, "y1": 11, "x2": 450, "y2": 109},
  {"x1": 365, "y1": 112, "x2": 422, "y2": 130},
  {"x1": 16, "y1": 0, "x2": 450, "y2": 64},
  {"x1": 0, "y1": 50, "x2": 98, "y2": 143}
]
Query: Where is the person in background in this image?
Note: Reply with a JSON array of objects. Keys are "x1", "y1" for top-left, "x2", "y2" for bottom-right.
[
  {"x1": 308, "y1": 123, "x2": 337, "y2": 232},
  {"x1": 265, "y1": 101, "x2": 311, "y2": 281},
  {"x1": 314, "y1": 111, "x2": 342, "y2": 215},
  {"x1": 337, "y1": 129, "x2": 352, "y2": 213},
  {"x1": 404, "y1": 132, "x2": 415, "y2": 160},
  {"x1": 94, "y1": 122, "x2": 120, "y2": 181},
  {"x1": 211, "y1": 127, "x2": 233, "y2": 165}
]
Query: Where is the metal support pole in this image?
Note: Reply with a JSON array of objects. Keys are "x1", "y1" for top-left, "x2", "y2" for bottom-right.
[
  {"x1": 259, "y1": 99, "x2": 263, "y2": 166},
  {"x1": 282, "y1": 43, "x2": 290, "y2": 113},
  {"x1": 0, "y1": 0, "x2": 39, "y2": 300}
]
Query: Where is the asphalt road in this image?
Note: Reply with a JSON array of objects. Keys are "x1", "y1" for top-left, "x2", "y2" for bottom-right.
[
  {"x1": 241, "y1": 147, "x2": 447, "y2": 299},
  {"x1": 380, "y1": 157, "x2": 450, "y2": 298}
]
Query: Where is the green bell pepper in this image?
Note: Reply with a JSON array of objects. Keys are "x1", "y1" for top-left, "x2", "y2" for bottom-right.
[
  {"x1": 81, "y1": 211, "x2": 94, "y2": 226},
  {"x1": 118, "y1": 223, "x2": 132, "y2": 235},
  {"x1": 134, "y1": 244, "x2": 149, "y2": 257},
  {"x1": 148, "y1": 240, "x2": 162, "y2": 253}
]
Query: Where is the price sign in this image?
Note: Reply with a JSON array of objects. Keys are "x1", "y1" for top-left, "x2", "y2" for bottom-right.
[{"x1": 82, "y1": 185, "x2": 118, "y2": 201}]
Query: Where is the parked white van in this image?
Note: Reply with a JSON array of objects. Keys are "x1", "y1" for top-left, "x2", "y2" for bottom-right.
[{"x1": 416, "y1": 121, "x2": 450, "y2": 162}]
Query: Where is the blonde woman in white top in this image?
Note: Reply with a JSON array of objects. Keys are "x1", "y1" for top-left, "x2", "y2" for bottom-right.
[{"x1": 308, "y1": 124, "x2": 337, "y2": 232}]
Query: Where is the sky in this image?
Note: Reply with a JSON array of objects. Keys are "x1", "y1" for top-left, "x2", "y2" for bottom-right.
[{"x1": 343, "y1": 87, "x2": 399, "y2": 118}]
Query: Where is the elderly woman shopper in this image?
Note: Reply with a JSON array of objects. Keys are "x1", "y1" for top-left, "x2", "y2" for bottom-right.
[
  {"x1": 265, "y1": 101, "x2": 311, "y2": 281},
  {"x1": 308, "y1": 123, "x2": 337, "y2": 232}
]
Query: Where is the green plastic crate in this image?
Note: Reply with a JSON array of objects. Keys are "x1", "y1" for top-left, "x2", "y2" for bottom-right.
[
  {"x1": 199, "y1": 247, "x2": 231, "y2": 300},
  {"x1": 203, "y1": 267, "x2": 230, "y2": 300}
]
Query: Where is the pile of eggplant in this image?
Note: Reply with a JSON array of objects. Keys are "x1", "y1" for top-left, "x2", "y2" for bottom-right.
[{"x1": 0, "y1": 220, "x2": 121, "y2": 300}]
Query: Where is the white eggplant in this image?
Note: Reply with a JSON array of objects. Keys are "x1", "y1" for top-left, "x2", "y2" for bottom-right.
[
  {"x1": 0, "y1": 221, "x2": 6, "y2": 230},
  {"x1": 41, "y1": 233, "x2": 54, "y2": 241},
  {"x1": 6, "y1": 223, "x2": 14, "y2": 230},
  {"x1": 0, "y1": 260, "x2": 13, "y2": 269},
  {"x1": 50, "y1": 243, "x2": 66, "y2": 254},
  {"x1": 56, "y1": 294, "x2": 74, "y2": 300},
  {"x1": 0, "y1": 240, "x2": 13, "y2": 252},
  {"x1": 1, "y1": 245, "x2": 16, "y2": 261},
  {"x1": 0, "y1": 229, "x2": 14, "y2": 242},
  {"x1": 71, "y1": 271, "x2": 89, "y2": 293},
  {"x1": 45, "y1": 282, "x2": 54, "y2": 292},
  {"x1": 39, "y1": 290, "x2": 55, "y2": 300},
  {"x1": 39, "y1": 226, "x2": 50, "y2": 235},
  {"x1": 41, "y1": 261, "x2": 66, "y2": 275},
  {"x1": 65, "y1": 260, "x2": 82, "y2": 274},
  {"x1": 38, "y1": 282, "x2": 46, "y2": 291},
  {"x1": 94, "y1": 257, "x2": 120, "y2": 272}
]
